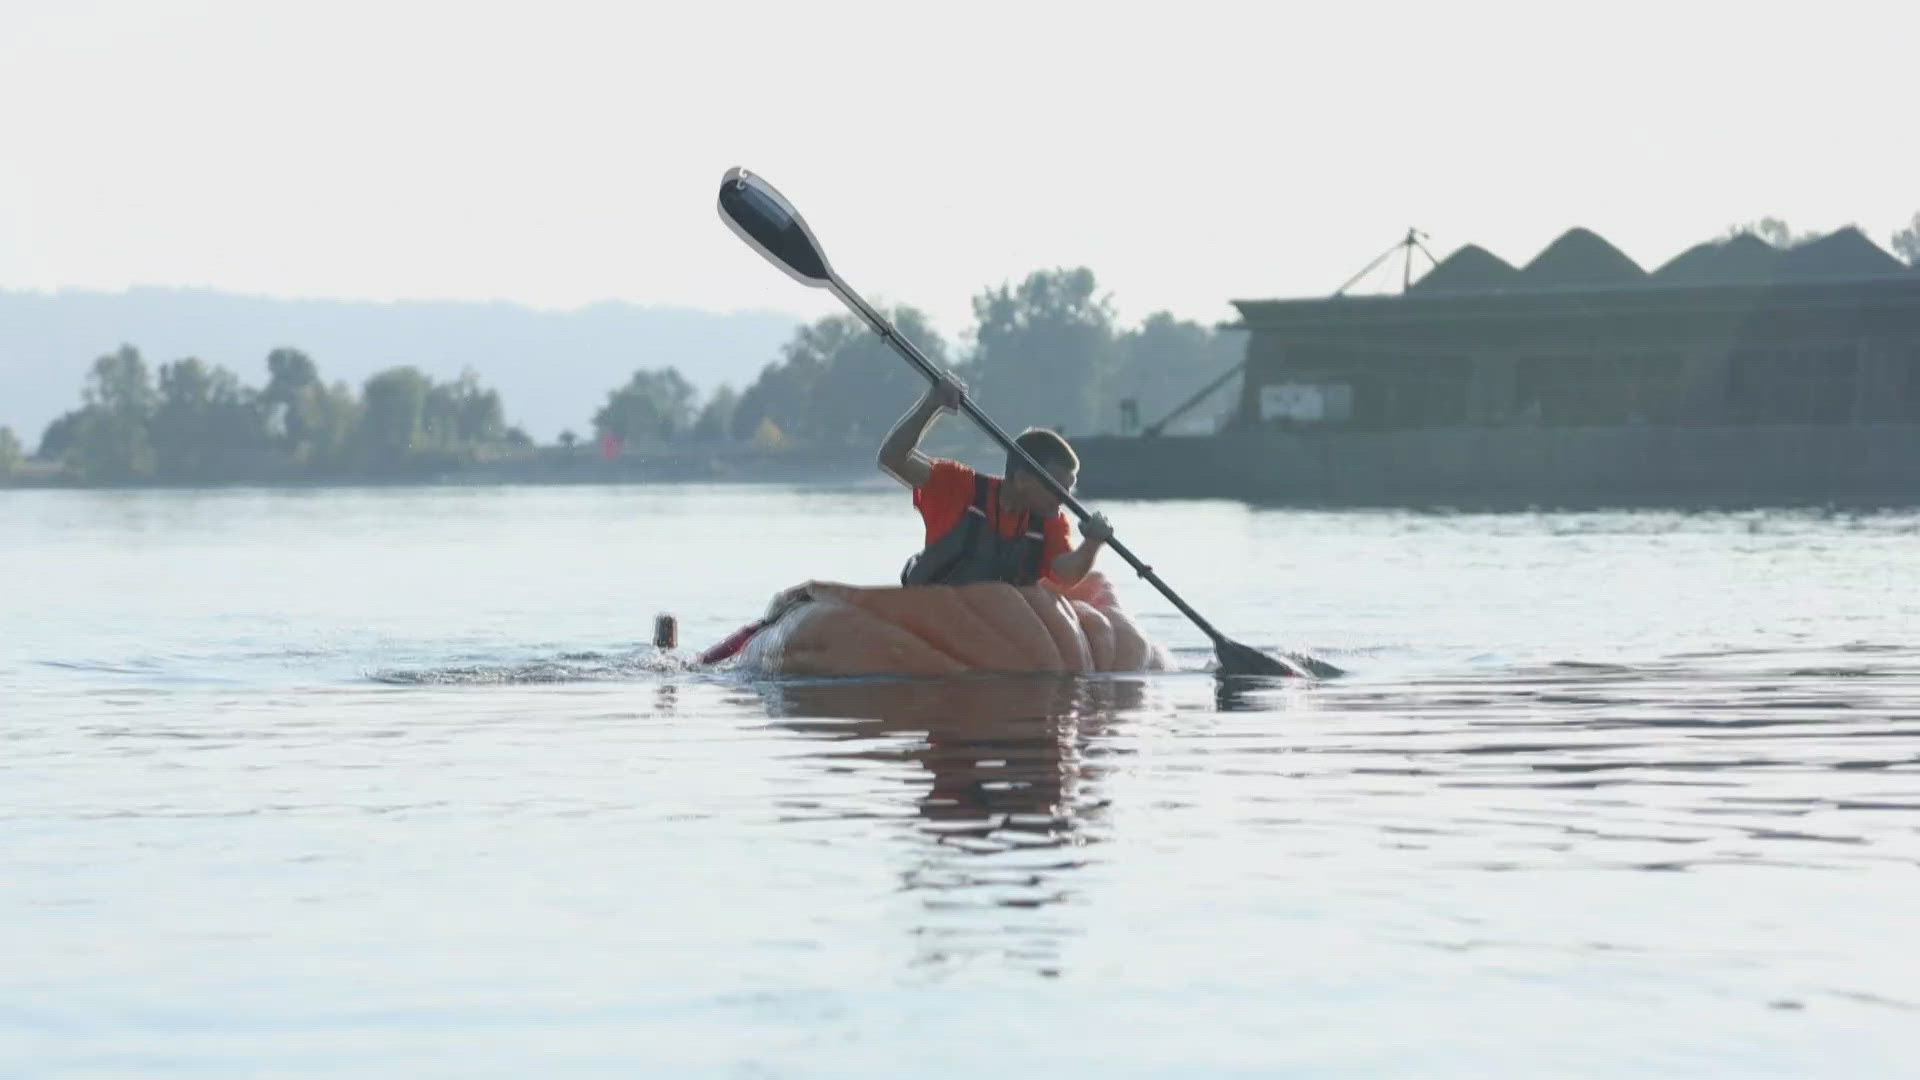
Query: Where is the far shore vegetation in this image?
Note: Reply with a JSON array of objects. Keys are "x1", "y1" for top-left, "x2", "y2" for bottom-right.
[{"x1": 1, "y1": 266, "x2": 1246, "y2": 487}]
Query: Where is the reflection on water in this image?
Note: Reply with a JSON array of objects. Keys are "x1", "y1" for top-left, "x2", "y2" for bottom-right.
[
  {"x1": 8, "y1": 489, "x2": 1920, "y2": 1075},
  {"x1": 1214, "y1": 673, "x2": 1298, "y2": 712},
  {"x1": 758, "y1": 676, "x2": 1151, "y2": 973},
  {"x1": 735, "y1": 650, "x2": 1920, "y2": 990}
]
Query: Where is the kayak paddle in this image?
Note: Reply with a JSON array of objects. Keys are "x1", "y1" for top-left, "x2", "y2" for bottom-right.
[{"x1": 716, "y1": 167, "x2": 1338, "y2": 678}]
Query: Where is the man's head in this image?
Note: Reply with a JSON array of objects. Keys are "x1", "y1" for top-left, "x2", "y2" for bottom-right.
[{"x1": 1004, "y1": 428, "x2": 1079, "y2": 517}]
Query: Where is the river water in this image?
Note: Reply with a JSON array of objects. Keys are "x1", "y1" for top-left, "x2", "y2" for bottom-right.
[{"x1": 3, "y1": 483, "x2": 1917, "y2": 1076}]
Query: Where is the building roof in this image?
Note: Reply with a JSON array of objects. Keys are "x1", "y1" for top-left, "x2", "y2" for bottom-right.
[
  {"x1": 1407, "y1": 244, "x2": 1520, "y2": 294},
  {"x1": 1653, "y1": 232, "x2": 1781, "y2": 285},
  {"x1": 1349, "y1": 225, "x2": 1912, "y2": 301},
  {"x1": 1516, "y1": 228, "x2": 1648, "y2": 288},
  {"x1": 1775, "y1": 226, "x2": 1908, "y2": 280}
]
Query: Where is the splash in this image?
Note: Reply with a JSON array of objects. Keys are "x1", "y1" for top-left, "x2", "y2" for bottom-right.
[{"x1": 367, "y1": 647, "x2": 696, "y2": 686}]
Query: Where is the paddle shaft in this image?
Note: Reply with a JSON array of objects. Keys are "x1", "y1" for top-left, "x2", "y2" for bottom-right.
[{"x1": 829, "y1": 276, "x2": 1235, "y2": 650}]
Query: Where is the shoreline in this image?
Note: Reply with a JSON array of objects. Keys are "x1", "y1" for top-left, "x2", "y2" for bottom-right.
[{"x1": 0, "y1": 443, "x2": 884, "y2": 492}]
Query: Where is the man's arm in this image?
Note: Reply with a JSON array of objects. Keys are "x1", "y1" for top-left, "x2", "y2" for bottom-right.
[
  {"x1": 1047, "y1": 513, "x2": 1111, "y2": 586},
  {"x1": 877, "y1": 373, "x2": 965, "y2": 489}
]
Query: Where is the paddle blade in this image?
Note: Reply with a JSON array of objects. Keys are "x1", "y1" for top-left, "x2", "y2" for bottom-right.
[
  {"x1": 717, "y1": 167, "x2": 832, "y2": 286},
  {"x1": 1285, "y1": 651, "x2": 1346, "y2": 679},
  {"x1": 1214, "y1": 637, "x2": 1313, "y2": 678}
]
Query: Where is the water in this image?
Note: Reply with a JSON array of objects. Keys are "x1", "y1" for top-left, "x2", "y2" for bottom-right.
[{"x1": 4, "y1": 483, "x2": 1918, "y2": 1077}]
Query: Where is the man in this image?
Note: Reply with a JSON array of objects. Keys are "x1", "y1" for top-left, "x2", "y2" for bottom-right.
[{"x1": 878, "y1": 372, "x2": 1111, "y2": 587}]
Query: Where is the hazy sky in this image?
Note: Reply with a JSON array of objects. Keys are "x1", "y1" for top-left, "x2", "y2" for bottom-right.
[{"x1": 3, "y1": 0, "x2": 1914, "y2": 341}]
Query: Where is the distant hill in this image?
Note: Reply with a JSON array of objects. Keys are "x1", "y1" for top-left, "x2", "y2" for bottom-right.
[{"x1": 0, "y1": 288, "x2": 800, "y2": 444}]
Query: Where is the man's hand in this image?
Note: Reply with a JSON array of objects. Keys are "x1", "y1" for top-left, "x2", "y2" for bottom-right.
[
  {"x1": 927, "y1": 370, "x2": 967, "y2": 412},
  {"x1": 1052, "y1": 513, "x2": 1112, "y2": 585}
]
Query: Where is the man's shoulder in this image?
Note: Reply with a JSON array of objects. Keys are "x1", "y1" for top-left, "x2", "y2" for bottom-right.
[
  {"x1": 926, "y1": 458, "x2": 978, "y2": 480},
  {"x1": 914, "y1": 459, "x2": 975, "y2": 515},
  {"x1": 921, "y1": 458, "x2": 988, "y2": 494}
]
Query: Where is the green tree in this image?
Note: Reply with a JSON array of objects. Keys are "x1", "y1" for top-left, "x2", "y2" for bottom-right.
[
  {"x1": 969, "y1": 267, "x2": 1118, "y2": 434},
  {"x1": 85, "y1": 344, "x2": 158, "y2": 415},
  {"x1": 71, "y1": 345, "x2": 158, "y2": 480},
  {"x1": 801, "y1": 308, "x2": 950, "y2": 443},
  {"x1": 0, "y1": 426, "x2": 21, "y2": 475},
  {"x1": 692, "y1": 385, "x2": 739, "y2": 442},
  {"x1": 1107, "y1": 313, "x2": 1244, "y2": 433},
  {"x1": 261, "y1": 347, "x2": 321, "y2": 449},
  {"x1": 152, "y1": 357, "x2": 264, "y2": 475},
  {"x1": 1893, "y1": 211, "x2": 1920, "y2": 267},
  {"x1": 37, "y1": 410, "x2": 85, "y2": 461},
  {"x1": 730, "y1": 354, "x2": 822, "y2": 443},
  {"x1": 359, "y1": 367, "x2": 432, "y2": 461},
  {"x1": 728, "y1": 306, "x2": 953, "y2": 445},
  {"x1": 422, "y1": 369, "x2": 506, "y2": 446},
  {"x1": 593, "y1": 368, "x2": 697, "y2": 442},
  {"x1": 311, "y1": 381, "x2": 363, "y2": 465}
]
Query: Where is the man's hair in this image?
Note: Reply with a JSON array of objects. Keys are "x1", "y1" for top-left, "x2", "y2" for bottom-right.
[{"x1": 1007, "y1": 427, "x2": 1078, "y2": 480}]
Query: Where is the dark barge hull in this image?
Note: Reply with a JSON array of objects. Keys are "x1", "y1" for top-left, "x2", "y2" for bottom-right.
[{"x1": 1075, "y1": 425, "x2": 1920, "y2": 509}]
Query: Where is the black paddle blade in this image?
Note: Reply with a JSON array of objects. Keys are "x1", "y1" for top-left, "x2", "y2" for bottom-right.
[
  {"x1": 1214, "y1": 637, "x2": 1309, "y2": 677},
  {"x1": 1284, "y1": 651, "x2": 1346, "y2": 679},
  {"x1": 717, "y1": 167, "x2": 833, "y2": 286},
  {"x1": 1213, "y1": 638, "x2": 1345, "y2": 678}
]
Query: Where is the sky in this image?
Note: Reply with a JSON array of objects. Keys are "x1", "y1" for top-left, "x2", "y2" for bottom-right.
[{"x1": 2, "y1": 0, "x2": 1915, "y2": 342}]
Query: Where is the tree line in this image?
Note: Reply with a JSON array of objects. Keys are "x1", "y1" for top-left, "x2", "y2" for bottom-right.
[
  {"x1": 2, "y1": 265, "x2": 1245, "y2": 482},
  {"x1": 592, "y1": 266, "x2": 1243, "y2": 451},
  {"x1": 11, "y1": 346, "x2": 526, "y2": 482}
]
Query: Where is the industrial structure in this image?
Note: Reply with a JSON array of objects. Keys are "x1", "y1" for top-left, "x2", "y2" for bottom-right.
[{"x1": 1081, "y1": 227, "x2": 1920, "y2": 506}]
